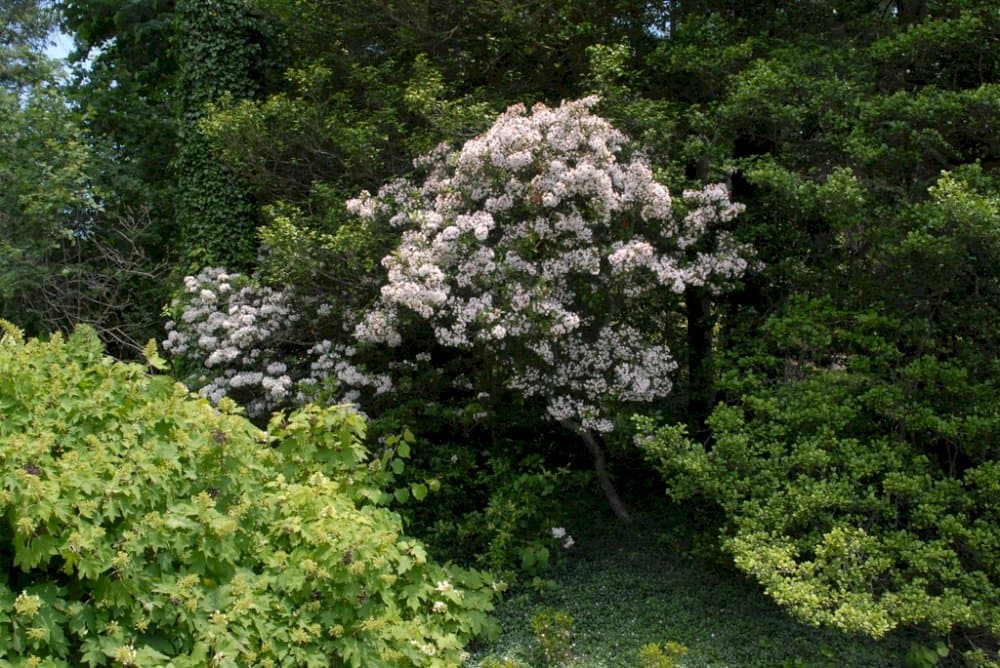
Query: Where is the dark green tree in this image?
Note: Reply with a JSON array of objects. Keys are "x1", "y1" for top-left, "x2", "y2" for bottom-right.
[
  {"x1": 61, "y1": 0, "x2": 180, "y2": 243},
  {"x1": 632, "y1": 0, "x2": 1000, "y2": 656}
]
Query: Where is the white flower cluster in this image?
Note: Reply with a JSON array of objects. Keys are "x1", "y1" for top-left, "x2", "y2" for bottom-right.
[
  {"x1": 306, "y1": 340, "x2": 393, "y2": 404},
  {"x1": 163, "y1": 268, "x2": 380, "y2": 415},
  {"x1": 351, "y1": 97, "x2": 749, "y2": 431},
  {"x1": 551, "y1": 526, "x2": 575, "y2": 549},
  {"x1": 510, "y1": 324, "x2": 677, "y2": 432},
  {"x1": 163, "y1": 100, "x2": 750, "y2": 430},
  {"x1": 163, "y1": 268, "x2": 300, "y2": 414}
]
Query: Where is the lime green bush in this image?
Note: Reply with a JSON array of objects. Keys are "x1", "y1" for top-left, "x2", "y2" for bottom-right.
[
  {"x1": 637, "y1": 305, "x2": 1000, "y2": 660},
  {"x1": 0, "y1": 322, "x2": 497, "y2": 667}
]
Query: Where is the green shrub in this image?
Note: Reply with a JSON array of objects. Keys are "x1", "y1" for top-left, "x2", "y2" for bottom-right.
[
  {"x1": 637, "y1": 329, "x2": 1000, "y2": 660},
  {"x1": 0, "y1": 322, "x2": 497, "y2": 667}
]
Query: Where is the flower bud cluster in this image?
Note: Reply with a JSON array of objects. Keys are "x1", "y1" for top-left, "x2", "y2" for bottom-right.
[
  {"x1": 163, "y1": 268, "x2": 300, "y2": 414},
  {"x1": 305, "y1": 340, "x2": 393, "y2": 404},
  {"x1": 163, "y1": 268, "x2": 382, "y2": 415}
]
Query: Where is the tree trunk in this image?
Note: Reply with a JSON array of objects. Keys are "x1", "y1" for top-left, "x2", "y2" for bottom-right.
[
  {"x1": 559, "y1": 419, "x2": 631, "y2": 523},
  {"x1": 685, "y1": 284, "x2": 715, "y2": 437}
]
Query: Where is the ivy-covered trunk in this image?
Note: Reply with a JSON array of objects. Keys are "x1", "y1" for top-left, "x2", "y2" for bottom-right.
[{"x1": 174, "y1": 0, "x2": 262, "y2": 270}]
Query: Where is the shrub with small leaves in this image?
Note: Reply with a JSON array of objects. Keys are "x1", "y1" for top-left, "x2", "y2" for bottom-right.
[
  {"x1": 637, "y1": 298, "x2": 1000, "y2": 659},
  {"x1": 0, "y1": 321, "x2": 497, "y2": 667}
]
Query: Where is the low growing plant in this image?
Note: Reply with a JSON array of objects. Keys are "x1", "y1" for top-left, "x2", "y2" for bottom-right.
[
  {"x1": 638, "y1": 641, "x2": 689, "y2": 668},
  {"x1": 530, "y1": 607, "x2": 575, "y2": 666}
]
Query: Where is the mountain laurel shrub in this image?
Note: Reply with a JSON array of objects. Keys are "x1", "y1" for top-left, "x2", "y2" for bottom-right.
[
  {"x1": 0, "y1": 322, "x2": 497, "y2": 667},
  {"x1": 348, "y1": 96, "x2": 749, "y2": 434},
  {"x1": 164, "y1": 98, "x2": 750, "y2": 433}
]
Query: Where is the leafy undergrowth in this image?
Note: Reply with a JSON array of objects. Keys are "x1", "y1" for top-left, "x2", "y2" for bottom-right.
[{"x1": 467, "y1": 504, "x2": 961, "y2": 668}]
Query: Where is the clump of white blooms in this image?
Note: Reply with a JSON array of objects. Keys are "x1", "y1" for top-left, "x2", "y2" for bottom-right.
[
  {"x1": 306, "y1": 339, "x2": 393, "y2": 404},
  {"x1": 551, "y1": 526, "x2": 575, "y2": 549},
  {"x1": 348, "y1": 97, "x2": 749, "y2": 432},
  {"x1": 163, "y1": 99, "x2": 749, "y2": 429},
  {"x1": 163, "y1": 267, "x2": 384, "y2": 416},
  {"x1": 162, "y1": 267, "x2": 298, "y2": 414}
]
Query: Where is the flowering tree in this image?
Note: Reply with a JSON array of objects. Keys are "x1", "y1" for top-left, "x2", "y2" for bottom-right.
[
  {"x1": 163, "y1": 98, "x2": 748, "y2": 520},
  {"x1": 349, "y1": 97, "x2": 749, "y2": 520}
]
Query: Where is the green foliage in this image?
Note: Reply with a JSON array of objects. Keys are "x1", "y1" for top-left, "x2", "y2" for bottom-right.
[
  {"x1": 173, "y1": 0, "x2": 262, "y2": 270},
  {"x1": 61, "y1": 0, "x2": 181, "y2": 270},
  {"x1": 638, "y1": 300, "x2": 1000, "y2": 655},
  {"x1": 907, "y1": 641, "x2": 951, "y2": 668},
  {"x1": 0, "y1": 0, "x2": 57, "y2": 90},
  {"x1": 408, "y1": 446, "x2": 584, "y2": 584},
  {"x1": 633, "y1": 2, "x2": 1000, "y2": 661},
  {"x1": 1, "y1": 2, "x2": 92, "y2": 326},
  {"x1": 638, "y1": 641, "x2": 689, "y2": 668},
  {"x1": 476, "y1": 463, "x2": 575, "y2": 580},
  {"x1": 0, "y1": 323, "x2": 498, "y2": 666},
  {"x1": 1, "y1": 3, "x2": 168, "y2": 356},
  {"x1": 530, "y1": 608, "x2": 575, "y2": 667},
  {"x1": 187, "y1": 0, "x2": 666, "y2": 298},
  {"x1": 341, "y1": 368, "x2": 591, "y2": 584},
  {"x1": 38, "y1": 0, "x2": 1000, "y2": 660},
  {"x1": 0, "y1": 80, "x2": 97, "y2": 317}
]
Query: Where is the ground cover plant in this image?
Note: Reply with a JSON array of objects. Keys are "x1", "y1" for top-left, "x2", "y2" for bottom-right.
[
  {"x1": 468, "y1": 507, "x2": 963, "y2": 668},
  {"x1": 0, "y1": 322, "x2": 497, "y2": 667}
]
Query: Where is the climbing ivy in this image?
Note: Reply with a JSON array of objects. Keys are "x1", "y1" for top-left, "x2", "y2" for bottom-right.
[{"x1": 174, "y1": 0, "x2": 263, "y2": 269}]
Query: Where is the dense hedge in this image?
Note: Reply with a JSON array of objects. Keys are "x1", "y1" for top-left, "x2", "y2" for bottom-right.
[{"x1": 0, "y1": 322, "x2": 496, "y2": 667}]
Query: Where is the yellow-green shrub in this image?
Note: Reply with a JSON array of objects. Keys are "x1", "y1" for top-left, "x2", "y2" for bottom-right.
[{"x1": 0, "y1": 322, "x2": 496, "y2": 667}]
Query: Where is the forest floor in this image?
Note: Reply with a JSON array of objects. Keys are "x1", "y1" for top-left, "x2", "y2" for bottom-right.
[{"x1": 467, "y1": 503, "x2": 959, "y2": 668}]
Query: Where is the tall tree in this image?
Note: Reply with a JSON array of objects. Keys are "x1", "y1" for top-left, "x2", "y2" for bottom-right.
[
  {"x1": 2, "y1": 1, "x2": 169, "y2": 354},
  {"x1": 1, "y1": 1, "x2": 92, "y2": 331},
  {"x1": 1, "y1": 0, "x2": 56, "y2": 90}
]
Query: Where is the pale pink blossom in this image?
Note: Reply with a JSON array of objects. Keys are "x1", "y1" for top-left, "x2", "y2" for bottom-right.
[{"x1": 351, "y1": 98, "x2": 751, "y2": 431}]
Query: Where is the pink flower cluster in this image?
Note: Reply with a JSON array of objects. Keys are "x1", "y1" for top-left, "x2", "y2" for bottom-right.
[{"x1": 349, "y1": 97, "x2": 749, "y2": 431}]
